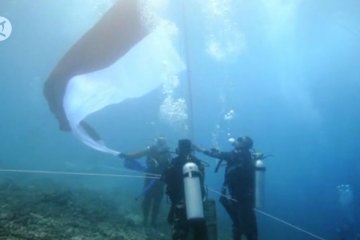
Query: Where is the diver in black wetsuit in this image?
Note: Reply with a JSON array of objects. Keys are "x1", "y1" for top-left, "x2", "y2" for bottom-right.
[
  {"x1": 197, "y1": 136, "x2": 258, "y2": 240},
  {"x1": 162, "y1": 139, "x2": 208, "y2": 240},
  {"x1": 119, "y1": 137, "x2": 171, "y2": 228}
]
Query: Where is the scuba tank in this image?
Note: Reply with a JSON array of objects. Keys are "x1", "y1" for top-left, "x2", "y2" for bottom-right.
[
  {"x1": 183, "y1": 162, "x2": 205, "y2": 220},
  {"x1": 254, "y1": 153, "x2": 266, "y2": 209}
]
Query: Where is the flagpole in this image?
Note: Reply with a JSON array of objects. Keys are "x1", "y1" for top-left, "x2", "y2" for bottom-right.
[{"x1": 180, "y1": 0, "x2": 195, "y2": 141}]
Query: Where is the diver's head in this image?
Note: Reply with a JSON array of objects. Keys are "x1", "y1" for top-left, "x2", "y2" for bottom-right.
[
  {"x1": 337, "y1": 184, "x2": 354, "y2": 207},
  {"x1": 177, "y1": 139, "x2": 192, "y2": 156},
  {"x1": 231, "y1": 136, "x2": 253, "y2": 150},
  {"x1": 154, "y1": 137, "x2": 168, "y2": 151}
]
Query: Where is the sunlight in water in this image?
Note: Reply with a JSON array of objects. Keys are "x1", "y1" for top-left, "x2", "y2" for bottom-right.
[{"x1": 202, "y1": 0, "x2": 247, "y2": 61}]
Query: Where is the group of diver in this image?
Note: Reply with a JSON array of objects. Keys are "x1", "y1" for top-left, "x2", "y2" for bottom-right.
[{"x1": 118, "y1": 136, "x2": 264, "y2": 240}]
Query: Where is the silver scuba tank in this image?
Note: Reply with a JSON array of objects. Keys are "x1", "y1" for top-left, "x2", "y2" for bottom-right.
[
  {"x1": 255, "y1": 158, "x2": 266, "y2": 209},
  {"x1": 183, "y1": 162, "x2": 205, "y2": 220}
]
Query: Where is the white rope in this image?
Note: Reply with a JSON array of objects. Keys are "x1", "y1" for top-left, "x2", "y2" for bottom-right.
[
  {"x1": 180, "y1": 0, "x2": 195, "y2": 140},
  {"x1": 0, "y1": 169, "x2": 160, "y2": 179},
  {"x1": 103, "y1": 165, "x2": 161, "y2": 177},
  {"x1": 207, "y1": 187, "x2": 238, "y2": 202},
  {"x1": 207, "y1": 187, "x2": 327, "y2": 240},
  {"x1": 255, "y1": 209, "x2": 327, "y2": 240}
]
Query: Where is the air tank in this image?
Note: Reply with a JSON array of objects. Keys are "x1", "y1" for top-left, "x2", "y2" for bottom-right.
[
  {"x1": 255, "y1": 159, "x2": 266, "y2": 209},
  {"x1": 183, "y1": 162, "x2": 204, "y2": 220}
]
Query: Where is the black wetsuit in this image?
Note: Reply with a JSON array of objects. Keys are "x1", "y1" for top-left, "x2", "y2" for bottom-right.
[
  {"x1": 162, "y1": 155, "x2": 208, "y2": 240},
  {"x1": 204, "y1": 149, "x2": 257, "y2": 240}
]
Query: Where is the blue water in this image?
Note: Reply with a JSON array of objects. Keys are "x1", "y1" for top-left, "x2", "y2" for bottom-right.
[{"x1": 1, "y1": 0, "x2": 360, "y2": 239}]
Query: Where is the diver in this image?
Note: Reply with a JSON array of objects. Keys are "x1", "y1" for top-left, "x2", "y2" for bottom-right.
[
  {"x1": 335, "y1": 184, "x2": 360, "y2": 240},
  {"x1": 162, "y1": 139, "x2": 208, "y2": 240},
  {"x1": 119, "y1": 137, "x2": 171, "y2": 228},
  {"x1": 196, "y1": 136, "x2": 258, "y2": 240}
]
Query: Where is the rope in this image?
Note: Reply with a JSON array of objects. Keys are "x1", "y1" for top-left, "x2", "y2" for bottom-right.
[
  {"x1": 255, "y1": 209, "x2": 327, "y2": 240},
  {"x1": 207, "y1": 187, "x2": 327, "y2": 240},
  {"x1": 207, "y1": 186, "x2": 238, "y2": 202},
  {"x1": 181, "y1": 0, "x2": 195, "y2": 141},
  {"x1": 0, "y1": 169, "x2": 160, "y2": 179},
  {"x1": 103, "y1": 165, "x2": 161, "y2": 177}
]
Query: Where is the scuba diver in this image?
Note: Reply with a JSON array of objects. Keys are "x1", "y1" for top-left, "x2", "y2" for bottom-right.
[
  {"x1": 196, "y1": 136, "x2": 258, "y2": 240},
  {"x1": 335, "y1": 184, "x2": 360, "y2": 240},
  {"x1": 162, "y1": 139, "x2": 208, "y2": 240},
  {"x1": 119, "y1": 137, "x2": 171, "y2": 228}
]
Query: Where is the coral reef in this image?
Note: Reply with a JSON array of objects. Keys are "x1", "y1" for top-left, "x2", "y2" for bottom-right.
[{"x1": 0, "y1": 178, "x2": 168, "y2": 240}]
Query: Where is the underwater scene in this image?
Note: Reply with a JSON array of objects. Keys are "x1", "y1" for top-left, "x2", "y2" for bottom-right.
[{"x1": 0, "y1": 0, "x2": 359, "y2": 239}]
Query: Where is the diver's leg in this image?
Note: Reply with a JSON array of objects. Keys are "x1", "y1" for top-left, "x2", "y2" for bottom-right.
[
  {"x1": 232, "y1": 224, "x2": 242, "y2": 240},
  {"x1": 243, "y1": 207, "x2": 258, "y2": 240},
  {"x1": 142, "y1": 196, "x2": 151, "y2": 226},
  {"x1": 235, "y1": 199, "x2": 257, "y2": 240},
  {"x1": 220, "y1": 196, "x2": 241, "y2": 240},
  {"x1": 232, "y1": 202, "x2": 246, "y2": 240},
  {"x1": 142, "y1": 179, "x2": 152, "y2": 226},
  {"x1": 220, "y1": 195, "x2": 238, "y2": 224},
  {"x1": 150, "y1": 183, "x2": 163, "y2": 227},
  {"x1": 171, "y1": 207, "x2": 189, "y2": 240}
]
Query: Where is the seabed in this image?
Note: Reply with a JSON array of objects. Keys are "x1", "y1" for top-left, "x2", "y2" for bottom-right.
[{"x1": 0, "y1": 178, "x2": 169, "y2": 240}]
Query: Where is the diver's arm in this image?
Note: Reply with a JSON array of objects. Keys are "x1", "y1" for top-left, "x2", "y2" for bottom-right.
[
  {"x1": 193, "y1": 145, "x2": 219, "y2": 158},
  {"x1": 198, "y1": 147, "x2": 229, "y2": 160},
  {"x1": 203, "y1": 150, "x2": 233, "y2": 174},
  {"x1": 118, "y1": 147, "x2": 150, "y2": 160},
  {"x1": 198, "y1": 159, "x2": 207, "y2": 199}
]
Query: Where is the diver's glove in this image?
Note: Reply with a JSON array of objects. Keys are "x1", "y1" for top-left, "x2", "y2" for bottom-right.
[
  {"x1": 253, "y1": 152, "x2": 264, "y2": 160},
  {"x1": 201, "y1": 148, "x2": 220, "y2": 158},
  {"x1": 253, "y1": 152, "x2": 273, "y2": 160},
  {"x1": 192, "y1": 145, "x2": 203, "y2": 152},
  {"x1": 211, "y1": 148, "x2": 219, "y2": 153},
  {"x1": 209, "y1": 148, "x2": 220, "y2": 155}
]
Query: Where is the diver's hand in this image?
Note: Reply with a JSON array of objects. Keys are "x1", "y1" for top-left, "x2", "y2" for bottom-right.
[
  {"x1": 192, "y1": 145, "x2": 204, "y2": 153},
  {"x1": 201, "y1": 148, "x2": 220, "y2": 157},
  {"x1": 253, "y1": 152, "x2": 264, "y2": 160},
  {"x1": 253, "y1": 152, "x2": 273, "y2": 160},
  {"x1": 210, "y1": 148, "x2": 219, "y2": 154}
]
